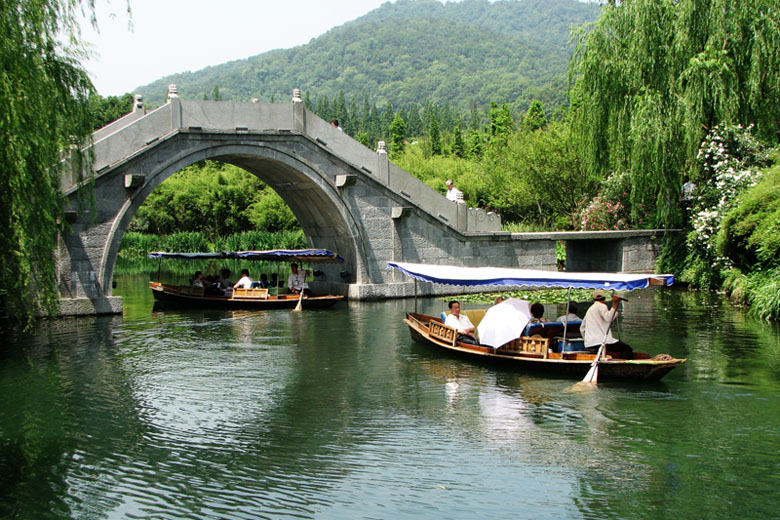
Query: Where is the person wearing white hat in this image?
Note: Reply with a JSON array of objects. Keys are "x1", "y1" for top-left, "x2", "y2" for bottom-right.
[
  {"x1": 580, "y1": 289, "x2": 633, "y2": 358},
  {"x1": 445, "y1": 179, "x2": 462, "y2": 202}
]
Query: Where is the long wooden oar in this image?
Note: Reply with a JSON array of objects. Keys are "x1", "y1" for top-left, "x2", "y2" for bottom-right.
[
  {"x1": 293, "y1": 287, "x2": 304, "y2": 312},
  {"x1": 292, "y1": 267, "x2": 309, "y2": 313}
]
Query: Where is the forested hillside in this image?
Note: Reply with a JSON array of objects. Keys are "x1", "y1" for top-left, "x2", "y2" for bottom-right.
[{"x1": 135, "y1": 0, "x2": 599, "y2": 112}]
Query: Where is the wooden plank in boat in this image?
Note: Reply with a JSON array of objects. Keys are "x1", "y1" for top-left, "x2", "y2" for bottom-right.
[
  {"x1": 500, "y1": 336, "x2": 550, "y2": 359},
  {"x1": 429, "y1": 321, "x2": 457, "y2": 346},
  {"x1": 232, "y1": 288, "x2": 269, "y2": 299}
]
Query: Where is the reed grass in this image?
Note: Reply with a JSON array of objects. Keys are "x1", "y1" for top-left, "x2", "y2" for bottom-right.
[
  {"x1": 723, "y1": 267, "x2": 780, "y2": 321},
  {"x1": 119, "y1": 230, "x2": 307, "y2": 258}
]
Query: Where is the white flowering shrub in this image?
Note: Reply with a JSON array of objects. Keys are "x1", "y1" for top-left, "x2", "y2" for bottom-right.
[{"x1": 683, "y1": 124, "x2": 768, "y2": 287}]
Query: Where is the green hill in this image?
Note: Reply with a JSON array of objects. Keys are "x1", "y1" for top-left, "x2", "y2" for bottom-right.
[{"x1": 135, "y1": 0, "x2": 599, "y2": 113}]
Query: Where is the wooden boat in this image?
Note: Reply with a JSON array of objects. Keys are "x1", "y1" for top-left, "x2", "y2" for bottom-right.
[
  {"x1": 149, "y1": 282, "x2": 343, "y2": 309},
  {"x1": 404, "y1": 312, "x2": 685, "y2": 382},
  {"x1": 389, "y1": 261, "x2": 687, "y2": 382},
  {"x1": 149, "y1": 249, "x2": 345, "y2": 310}
]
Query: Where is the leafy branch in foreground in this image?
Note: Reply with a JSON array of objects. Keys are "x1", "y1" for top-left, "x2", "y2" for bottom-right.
[{"x1": 0, "y1": 0, "x2": 103, "y2": 328}]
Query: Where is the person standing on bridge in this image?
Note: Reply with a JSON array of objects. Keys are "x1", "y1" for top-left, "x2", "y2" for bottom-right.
[{"x1": 445, "y1": 179, "x2": 463, "y2": 202}]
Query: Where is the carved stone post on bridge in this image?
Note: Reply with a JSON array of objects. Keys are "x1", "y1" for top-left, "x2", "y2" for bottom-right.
[
  {"x1": 376, "y1": 140, "x2": 389, "y2": 185},
  {"x1": 167, "y1": 84, "x2": 182, "y2": 130},
  {"x1": 291, "y1": 87, "x2": 305, "y2": 133},
  {"x1": 133, "y1": 94, "x2": 144, "y2": 113}
]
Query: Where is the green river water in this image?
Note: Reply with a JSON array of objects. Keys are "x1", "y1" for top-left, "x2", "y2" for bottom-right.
[{"x1": 1, "y1": 271, "x2": 779, "y2": 519}]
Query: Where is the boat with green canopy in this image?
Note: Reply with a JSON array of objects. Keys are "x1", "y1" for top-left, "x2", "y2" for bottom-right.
[
  {"x1": 148, "y1": 249, "x2": 345, "y2": 309},
  {"x1": 388, "y1": 261, "x2": 686, "y2": 382}
]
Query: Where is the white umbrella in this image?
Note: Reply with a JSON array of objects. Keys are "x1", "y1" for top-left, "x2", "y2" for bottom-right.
[{"x1": 477, "y1": 298, "x2": 532, "y2": 348}]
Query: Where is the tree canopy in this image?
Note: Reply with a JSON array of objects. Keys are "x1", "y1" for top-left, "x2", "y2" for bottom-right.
[{"x1": 569, "y1": 0, "x2": 780, "y2": 228}]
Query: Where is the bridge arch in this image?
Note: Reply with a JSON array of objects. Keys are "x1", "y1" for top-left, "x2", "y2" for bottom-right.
[{"x1": 101, "y1": 136, "x2": 370, "y2": 297}]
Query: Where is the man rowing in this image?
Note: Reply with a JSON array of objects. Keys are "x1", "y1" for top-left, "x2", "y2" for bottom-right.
[{"x1": 581, "y1": 289, "x2": 633, "y2": 358}]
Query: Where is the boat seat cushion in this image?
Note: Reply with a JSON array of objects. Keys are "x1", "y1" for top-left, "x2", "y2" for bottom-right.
[{"x1": 463, "y1": 309, "x2": 488, "y2": 328}]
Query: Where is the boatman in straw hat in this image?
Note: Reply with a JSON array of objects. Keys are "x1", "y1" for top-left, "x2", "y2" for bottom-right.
[{"x1": 580, "y1": 289, "x2": 633, "y2": 358}]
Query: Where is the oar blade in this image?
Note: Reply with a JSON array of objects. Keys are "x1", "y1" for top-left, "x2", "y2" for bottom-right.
[
  {"x1": 582, "y1": 362, "x2": 599, "y2": 384},
  {"x1": 580, "y1": 344, "x2": 603, "y2": 384}
]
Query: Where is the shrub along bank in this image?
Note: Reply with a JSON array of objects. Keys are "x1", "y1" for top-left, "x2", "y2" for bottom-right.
[{"x1": 668, "y1": 126, "x2": 780, "y2": 320}]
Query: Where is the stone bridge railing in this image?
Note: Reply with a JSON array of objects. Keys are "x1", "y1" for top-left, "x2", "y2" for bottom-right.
[{"x1": 64, "y1": 88, "x2": 501, "y2": 236}]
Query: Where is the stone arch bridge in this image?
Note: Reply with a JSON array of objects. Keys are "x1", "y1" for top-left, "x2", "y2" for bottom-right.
[{"x1": 58, "y1": 90, "x2": 673, "y2": 316}]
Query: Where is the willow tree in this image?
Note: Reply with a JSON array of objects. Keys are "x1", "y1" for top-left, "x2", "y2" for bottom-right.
[
  {"x1": 0, "y1": 0, "x2": 103, "y2": 327},
  {"x1": 569, "y1": 0, "x2": 780, "y2": 227}
]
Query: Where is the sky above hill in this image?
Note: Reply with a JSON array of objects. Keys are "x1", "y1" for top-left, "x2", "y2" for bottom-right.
[{"x1": 81, "y1": 0, "x2": 388, "y2": 96}]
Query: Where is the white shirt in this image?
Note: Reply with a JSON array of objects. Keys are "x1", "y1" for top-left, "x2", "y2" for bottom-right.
[
  {"x1": 446, "y1": 187, "x2": 462, "y2": 202},
  {"x1": 445, "y1": 313, "x2": 474, "y2": 333},
  {"x1": 581, "y1": 302, "x2": 618, "y2": 347},
  {"x1": 556, "y1": 313, "x2": 580, "y2": 323},
  {"x1": 234, "y1": 275, "x2": 254, "y2": 289},
  {"x1": 287, "y1": 271, "x2": 309, "y2": 291}
]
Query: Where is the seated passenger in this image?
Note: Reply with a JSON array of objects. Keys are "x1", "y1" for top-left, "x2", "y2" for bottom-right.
[
  {"x1": 271, "y1": 273, "x2": 282, "y2": 288},
  {"x1": 233, "y1": 269, "x2": 254, "y2": 289},
  {"x1": 529, "y1": 302, "x2": 549, "y2": 324},
  {"x1": 191, "y1": 271, "x2": 205, "y2": 288},
  {"x1": 444, "y1": 300, "x2": 478, "y2": 345},
  {"x1": 218, "y1": 269, "x2": 233, "y2": 289},
  {"x1": 556, "y1": 302, "x2": 580, "y2": 323},
  {"x1": 204, "y1": 275, "x2": 222, "y2": 295},
  {"x1": 259, "y1": 273, "x2": 271, "y2": 288}
]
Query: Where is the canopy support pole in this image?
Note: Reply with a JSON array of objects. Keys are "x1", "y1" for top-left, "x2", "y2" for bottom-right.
[
  {"x1": 561, "y1": 286, "x2": 572, "y2": 354},
  {"x1": 156, "y1": 257, "x2": 162, "y2": 282},
  {"x1": 414, "y1": 279, "x2": 418, "y2": 313}
]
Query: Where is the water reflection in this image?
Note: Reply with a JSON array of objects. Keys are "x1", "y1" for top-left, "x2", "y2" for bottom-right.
[{"x1": 1, "y1": 284, "x2": 779, "y2": 519}]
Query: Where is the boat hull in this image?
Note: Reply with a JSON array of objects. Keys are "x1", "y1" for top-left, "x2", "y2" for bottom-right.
[
  {"x1": 150, "y1": 282, "x2": 344, "y2": 309},
  {"x1": 404, "y1": 312, "x2": 685, "y2": 382}
]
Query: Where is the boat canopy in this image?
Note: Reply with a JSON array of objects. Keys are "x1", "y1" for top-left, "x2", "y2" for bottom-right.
[
  {"x1": 149, "y1": 249, "x2": 344, "y2": 263},
  {"x1": 148, "y1": 252, "x2": 225, "y2": 259},
  {"x1": 230, "y1": 249, "x2": 344, "y2": 263},
  {"x1": 388, "y1": 262, "x2": 673, "y2": 291}
]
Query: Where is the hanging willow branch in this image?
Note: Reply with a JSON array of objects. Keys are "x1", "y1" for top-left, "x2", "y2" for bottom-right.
[
  {"x1": 0, "y1": 1, "x2": 117, "y2": 328},
  {"x1": 569, "y1": 0, "x2": 780, "y2": 228}
]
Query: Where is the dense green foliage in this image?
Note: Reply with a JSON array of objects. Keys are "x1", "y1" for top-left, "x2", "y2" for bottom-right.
[
  {"x1": 569, "y1": 0, "x2": 780, "y2": 229},
  {"x1": 88, "y1": 92, "x2": 134, "y2": 129},
  {"x1": 129, "y1": 161, "x2": 299, "y2": 238},
  {"x1": 134, "y1": 0, "x2": 599, "y2": 113},
  {"x1": 1, "y1": 0, "x2": 98, "y2": 327},
  {"x1": 717, "y1": 167, "x2": 780, "y2": 271},
  {"x1": 394, "y1": 115, "x2": 594, "y2": 227}
]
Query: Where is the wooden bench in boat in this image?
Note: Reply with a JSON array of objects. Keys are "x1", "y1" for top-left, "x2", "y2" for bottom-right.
[
  {"x1": 499, "y1": 336, "x2": 550, "y2": 358},
  {"x1": 232, "y1": 287, "x2": 269, "y2": 299},
  {"x1": 429, "y1": 320, "x2": 457, "y2": 346}
]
